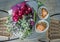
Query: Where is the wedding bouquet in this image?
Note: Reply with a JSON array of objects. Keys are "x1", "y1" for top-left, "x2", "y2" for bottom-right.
[{"x1": 6, "y1": 1, "x2": 36, "y2": 39}]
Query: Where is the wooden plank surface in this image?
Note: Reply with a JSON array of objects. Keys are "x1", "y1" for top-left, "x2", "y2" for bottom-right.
[
  {"x1": 47, "y1": 19, "x2": 60, "y2": 40},
  {"x1": 0, "y1": 17, "x2": 11, "y2": 37}
]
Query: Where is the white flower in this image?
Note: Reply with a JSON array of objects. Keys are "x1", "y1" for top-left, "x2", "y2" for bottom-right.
[
  {"x1": 25, "y1": 0, "x2": 29, "y2": 1},
  {"x1": 13, "y1": 31, "x2": 24, "y2": 38},
  {"x1": 19, "y1": 32, "x2": 24, "y2": 38},
  {"x1": 17, "y1": 32, "x2": 24, "y2": 38},
  {"x1": 8, "y1": 9, "x2": 12, "y2": 15}
]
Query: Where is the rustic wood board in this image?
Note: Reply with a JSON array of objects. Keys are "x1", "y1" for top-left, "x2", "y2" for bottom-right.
[
  {"x1": 0, "y1": 17, "x2": 11, "y2": 37},
  {"x1": 47, "y1": 19, "x2": 60, "y2": 40}
]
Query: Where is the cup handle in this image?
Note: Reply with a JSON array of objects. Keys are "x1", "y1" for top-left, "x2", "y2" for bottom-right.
[
  {"x1": 50, "y1": 13, "x2": 60, "y2": 17},
  {"x1": 0, "y1": 9, "x2": 8, "y2": 13}
]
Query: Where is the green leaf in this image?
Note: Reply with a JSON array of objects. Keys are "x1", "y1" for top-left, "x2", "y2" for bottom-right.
[
  {"x1": 34, "y1": 10, "x2": 37, "y2": 22},
  {"x1": 38, "y1": 1, "x2": 43, "y2": 8}
]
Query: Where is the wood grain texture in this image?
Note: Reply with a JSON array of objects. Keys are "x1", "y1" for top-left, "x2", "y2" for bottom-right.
[
  {"x1": 0, "y1": 17, "x2": 11, "y2": 37},
  {"x1": 47, "y1": 19, "x2": 60, "y2": 40}
]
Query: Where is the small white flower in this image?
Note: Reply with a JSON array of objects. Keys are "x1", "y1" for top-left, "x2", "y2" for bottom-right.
[
  {"x1": 18, "y1": 32, "x2": 24, "y2": 38},
  {"x1": 25, "y1": 0, "x2": 29, "y2": 1},
  {"x1": 8, "y1": 9, "x2": 12, "y2": 15},
  {"x1": 13, "y1": 31, "x2": 24, "y2": 38}
]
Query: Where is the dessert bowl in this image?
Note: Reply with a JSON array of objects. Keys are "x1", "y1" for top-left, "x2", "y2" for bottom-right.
[
  {"x1": 35, "y1": 20, "x2": 49, "y2": 33},
  {"x1": 38, "y1": 6, "x2": 49, "y2": 19}
]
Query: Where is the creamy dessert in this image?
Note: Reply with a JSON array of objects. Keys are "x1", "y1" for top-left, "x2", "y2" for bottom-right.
[
  {"x1": 36, "y1": 22, "x2": 47, "y2": 31},
  {"x1": 41, "y1": 8, "x2": 48, "y2": 18}
]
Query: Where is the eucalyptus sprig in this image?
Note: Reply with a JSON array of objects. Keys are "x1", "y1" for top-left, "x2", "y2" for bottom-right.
[{"x1": 36, "y1": 0, "x2": 46, "y2": 8}]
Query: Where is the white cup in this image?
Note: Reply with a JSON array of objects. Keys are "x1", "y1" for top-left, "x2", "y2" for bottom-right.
[
  {"x1": 38, "y1": 6, "x2": 49, "y2": 20},
  {"x1": 35, "y1": 20, "x2": 49, "y2": 33}
]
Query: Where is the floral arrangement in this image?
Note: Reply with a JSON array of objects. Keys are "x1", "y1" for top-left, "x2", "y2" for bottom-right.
[
  {"x1": 6, "y1": 1, "x2": 36, "y2": 39},
  {"x1": 5, "y1": 0, "x2": 45, "y2": 39}
]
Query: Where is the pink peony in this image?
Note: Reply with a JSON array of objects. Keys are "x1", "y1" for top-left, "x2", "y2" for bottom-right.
[
  {"x1": 11, "y1": 1, "x2": 32, "y2": 22},
  {"x1": 28, "y1": 7, "x2": 32, "y2": 13},
  {"x1": 12, "y1": 16, "x2": 19, "y2": 22}
]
